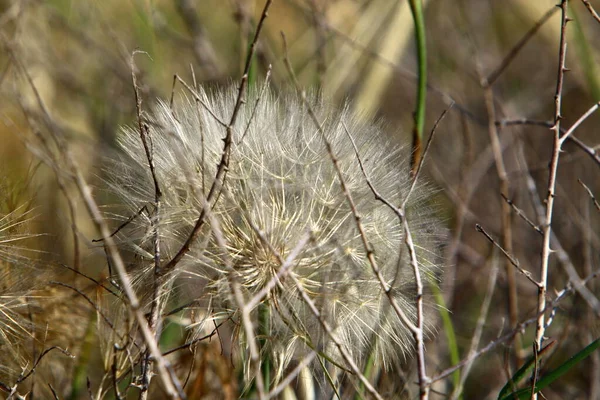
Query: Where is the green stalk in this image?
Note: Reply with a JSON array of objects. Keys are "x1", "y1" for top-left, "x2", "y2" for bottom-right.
[
  {"x1": 500, "y1": 337, "x2": 600, "y2": 400},
  {"x1": 356, "y1": 345, "x2": 377, "y2": 400},
  {"x1": 68, "y1": 313, "x2": 96, "y2": 400},
  {"x1": 408, "y1": 0, "x2": 427, "y2": 176},
  {"x1": 259, "y1": 302, "x2": 271, "y2": 392},
  {"x1": 431, "y1": 284, "x2": 461, "y2": 397}
]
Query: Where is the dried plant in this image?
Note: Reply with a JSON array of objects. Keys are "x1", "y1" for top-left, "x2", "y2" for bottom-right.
[
  {"x1": 4, "y1": 1, "x2": 600, "y2": 398},
  {"x1": 105, "y1": 85, "x2": 444, "y2": 391}
]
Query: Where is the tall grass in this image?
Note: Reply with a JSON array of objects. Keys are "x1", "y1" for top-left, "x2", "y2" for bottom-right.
[{"x1": 1, "y1": 0, "x2": 600, "y2": 399}]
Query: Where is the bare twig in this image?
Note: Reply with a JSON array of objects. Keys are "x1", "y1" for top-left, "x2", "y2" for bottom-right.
[
  {"x1": 347, "y1": 125, "x2": 430, "y2": 397},
  {"x1": 162, "y1": 321, "x2": 225, "y2": 356},
  {"x1": 282, "y1": 32, "x2": 388, "y2": 400},
  {"x1": 503, "y1": 182, "x2": 600, "y2": 316},
  {"x1": 201, "y1": 196, "x2": 268, "y2": 399},
  {"x1": 238, "y1": 64, "x2": 273, "y2": 145},
  {"x1": 57, "y1": 263, "x2": 120, "y2": 298},
  {"x1": 2, "y1": 39, "x2": 83, "y2": 274},
  {"x1": 484, "y1": 5, "x2": 558, "y2": 86},
  {"x1": 475, "y1": 224, "x2": 540, "y2": 287},
  {"x1": 131, "y1": 51, "x2": 166, "y2": 400},
  {"x1": 163, "y1": 0, "x2": 273, "y2": 272},
  {"x1": 171, "y1": 74, "x2": 228, "y2": 128},
  {"x1": 406, "y1": 102, "x2": 454, "y2": 200},
  {"x1": 174, "y1": 0, "x2": 221, "y2": 78},
  {"x1": 286, "y1": 44, "x2": 443, "y2": 399},
  {"x1": 582, "y1": 0, "x2": 600, "y2": 24},
  {"x1": 449, "y1": 254, "x2": 499, "y2": 399},
  {"x1": 16, "y1": 346, "x2": 74, "y2": 385},
  {"x1": 480, "y1": 68, "x2": 522, "y2": 364},
  {"x1": 50, "y1": 281, "x2": 120, "y2": 335},
  {"x1": 535, "y1": 0, "x2": 570, "y2": 364},
  {"x1": 561, "y1": 101, "x2": 600, "y2": 144},
  {"x1": 496, "y1": 118, "x2": 600, "y2": 167},
  {"x1": 429, "y1": 283, "x2": 578, "y2": 386},
  {"x1": 10, "y1": 44, "x2": 185, "y2": 400},
  {"x1": 501, "y1": 194, "x2": 543, "y2": 235},
  {"x1": 578, "y1": 179, "x2": 600, "y2": 212}
]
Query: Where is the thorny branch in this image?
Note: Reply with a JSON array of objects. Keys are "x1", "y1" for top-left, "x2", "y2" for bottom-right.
[
  {"x1": 283, "y1": 39, "x2": 454, "y2": 399},
  {"x1": 495, "y1": 119, "x2": 600, "y2": 167},
  {"x1": 8, "y1": 40, "x2": 185, "y2": 400},
  {"x1": 131, "y1": 50, "x2": 166, "y2": 400},
  {"x1": 163, "y1": 0, "x2": 274, "y2": 273},
  {"x1": 534, "y1": 2, "x2": 569, "y2": 397},
  {"x1": 429, "y1": 267, "x2": 596, "y2": 385},
  {"x1": 282, "y1": 32, "x2": 387, "y2": 400},
  {"x1": 502, "y1": 190, "x2": 600, "y2": 316}
]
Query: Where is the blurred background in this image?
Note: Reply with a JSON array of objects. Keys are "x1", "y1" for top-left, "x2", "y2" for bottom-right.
[{"x1": 1, "y1": 0, "x2": 600, "y2": 398}]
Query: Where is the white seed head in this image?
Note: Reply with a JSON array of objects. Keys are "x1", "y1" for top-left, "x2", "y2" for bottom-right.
[{"x1": 107, "y1": 85, "x2": 443, "y2": 375}]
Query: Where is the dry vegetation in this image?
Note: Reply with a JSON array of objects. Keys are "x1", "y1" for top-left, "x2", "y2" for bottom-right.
[{"x1": 1, "y1": 0, "x2": 600, "y2": 399}]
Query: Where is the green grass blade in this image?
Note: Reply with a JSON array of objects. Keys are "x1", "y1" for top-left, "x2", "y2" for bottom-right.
[
  {"x1": 68, "y1": 312, "x2": 96, "y2": 400},
  {"x1": 497, "y1": 340, "x2": 556, "y2": 400},
  {"x1": 431, "y1": 284, "x2": 460, "y2": 394},
  {"x1": 500, "y1": 337, "x2": 600, "y2": 400}
]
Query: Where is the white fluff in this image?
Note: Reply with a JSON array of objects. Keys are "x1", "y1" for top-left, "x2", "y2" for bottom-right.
[{"x1": 107, "y1": 85, "x2": 443, "y2": 380}]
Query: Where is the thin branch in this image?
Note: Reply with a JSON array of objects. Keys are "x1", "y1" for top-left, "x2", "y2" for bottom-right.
[
  {"x1": 480, "y1": 62, "x2": 523, "y2": 364},
  {"x1": 171, "y1": 74, "x2": 228, "y2": 128},
  {"x1": 501, "y1": 194, "x2": 543, "y2": 235},
  {"x1": 405, "y1": 102, "x2": 454, "y2": 203},
  {"x1": 17, "y1": 346, "x2": 74, "y2": 384},
  {"x1": 449, "y1": 254, "x2": 499, "y2": 399},
  {"x1": 475, "y1": 224, "x2": 540, "y2": 287},
  {"x1": 10, "y1": 44, "x2": 185, "y2": 400},
  {"x1": 131, "y1": 50, "x2": 165, "y2": 399},
  {"x1": 535, "y1": 0, "x2": 570, "y2": 368},
  {"x1": 238, "y1": 64, "x2": 273, "y2": 145},
  {"x1": 578, "y1": 179, "x2": 600, "y2": 212},
  {"x1": 344, "y1": 116, "x2": 430, "y2": 396},
  {"x1": 429, "y1": 284, "x2": 577, "y2": 386},
  {"x1": 161, "y1": 321, "x2": 225, "y2": 356},
  {"x1": 282, "y1": 32, "x2": 386, "y2": 400},
  {"x1": 582, "y1": 0, "x2": 600, "y2": 24},
  {"x1": 203, "y1": 199, "x2": 267, "y2": 399},
  {"x1": 496, "y1": 118, "x2": 600, "y2": 167},
  {"x1": 513, "y1": 145, "x2": 600, "y2": 316},
  {"x1": 484, "y1": 5, "x2": 559, "y2": 86},
  {"x1": 163, "y1": 0, "x2": 273, "y2": 272},
  {"x1": 560, "y1": 101, "x2": 600, "y2": 144},
  {"x1": 50, "y1": 281, "x2": 120, "y2": 336}
]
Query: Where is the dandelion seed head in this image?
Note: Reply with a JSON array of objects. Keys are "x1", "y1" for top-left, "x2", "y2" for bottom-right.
[{"x1": 107, "y1": 85, "x2": 444, "y2": 374}]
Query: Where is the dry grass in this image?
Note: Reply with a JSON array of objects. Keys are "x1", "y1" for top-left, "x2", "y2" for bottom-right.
[{"x1": 1, "y1": 0, "x2": 600, "y2": 399}]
